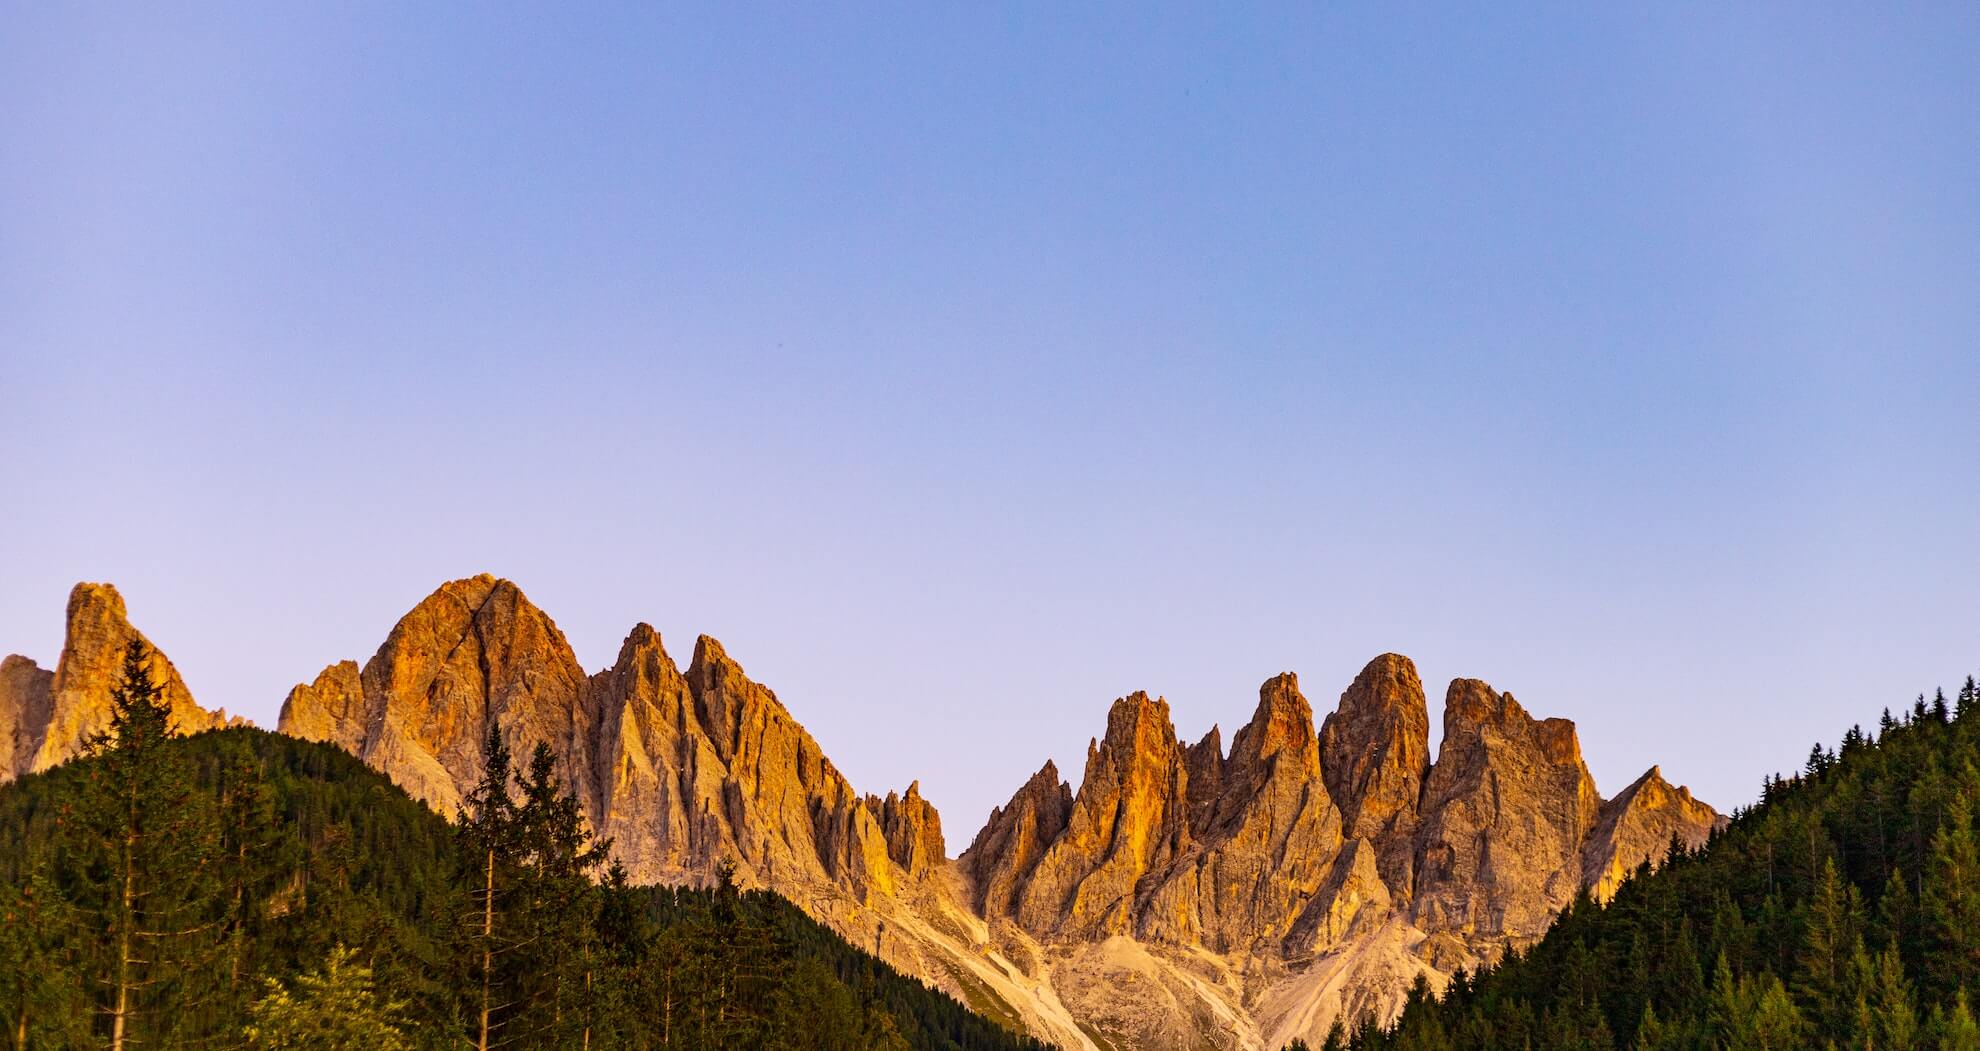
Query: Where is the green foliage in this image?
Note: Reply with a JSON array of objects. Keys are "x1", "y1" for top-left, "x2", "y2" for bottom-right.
[
  {"x1": 244, "y1": 945, "x2": 412, "y2": 1050},
  {"x1": 1362, "y1": 669, "x2": 1980, "y2": 1050},
  {"x1": 0, "y1": 652, "x2": 1045, "y2": 1049}
]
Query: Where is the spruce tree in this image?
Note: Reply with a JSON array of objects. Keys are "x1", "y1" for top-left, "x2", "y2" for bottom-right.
[
  {"x1": 1924, "y1": 792, "x2": 1980, "y2": 995},
  {"x1": 510, "y1": 742, "x2": 609, "y2": 1047},
  {"x1": 459, "y1": 723, "x2": 519, "y2": 1051},
  {"x1": 67, "y1": 639, "x2": 225, "y2": 1049},
  {"x1": 1797, "y1": 857, "x2": 1865, "y2": 1040},
  {"x1": 1941, "y1": 990, "x2": 1980, "y2": 1051}
]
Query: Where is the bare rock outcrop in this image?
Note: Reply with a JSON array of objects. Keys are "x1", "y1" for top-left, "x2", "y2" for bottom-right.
[
  {"x1": 1580, "y1": 765, "x2": 1725, "y2": 901},
  {"x1": 1014, "y1": 692, "x2": 1193, "y2": 939},
  {"x1": 866, "y1": 781, "x2": 946, "y2": 879},
  {"x1": 1139, "y1": 674, "x2": 1343, "y2": 952},
  {"x1": 277, "y1": 574, "x2": 595, "y2": 815},
  {"x1": 2, "y1": 583, "x2": 238, "y2": 781},
  {"x1": 279, "y1": 661, "x2": 366, "y2": 755},
  {"x1": 0, "y1": 655, "x2": 54, "y2": 780},
  {"x1": 1409, "y1": 678, "x2": 1603, "y2": 951},
  {"x1": 1318, "y1": 654, "x2": 1430, "y2": 895},
  {"x1": 960, "y1": 760, "x2": 1074, "y2": 918},
  {"x1": 275, "y1": 577, "x2": 910, "y2": 902}
]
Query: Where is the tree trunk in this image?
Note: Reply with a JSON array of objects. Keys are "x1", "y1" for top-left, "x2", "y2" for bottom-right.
[
  {"x1": 478, "y1": 845, "x2": 495, "y2": 1051},
  {"x1": 111, "y1": 796, "x2": 137, "y2": 1051}
]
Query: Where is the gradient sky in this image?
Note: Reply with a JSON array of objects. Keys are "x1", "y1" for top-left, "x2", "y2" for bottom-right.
[{"x1": 4, "y1": 5, "x2": 1978, "y2": 835}]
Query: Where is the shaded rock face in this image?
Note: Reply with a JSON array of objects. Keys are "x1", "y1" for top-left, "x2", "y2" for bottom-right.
[
  {"x1": 0, "y1": 656, "x2": 54, "y2": 780},
  {"x1": 1, "y1": 583, "x2": 239, "y2": 781},
  {"x1": 1409, "y1": 679, "x2": 1603, "y2": 948},
  {"x1": 1580, "y1": 766, "x2": 1725, "y2": 902},
  {"x1": 959, "y1": 761, "x2": 1073, "y2": 918}
]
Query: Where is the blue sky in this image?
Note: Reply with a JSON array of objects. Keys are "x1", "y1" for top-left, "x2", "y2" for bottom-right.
[{"x1": 4, "y1": 5, "x2": 1977, "y2": 833}]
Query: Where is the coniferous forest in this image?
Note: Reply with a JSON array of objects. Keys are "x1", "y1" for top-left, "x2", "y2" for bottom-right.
[
  {"x1": 1302, "y1": 675, "x2": 1980, "y2": 1051},
  {"x1": 0, "y1": 641, "x2": 1050, "y2": 1050}
]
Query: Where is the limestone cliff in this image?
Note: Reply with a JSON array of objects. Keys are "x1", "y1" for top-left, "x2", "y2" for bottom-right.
[
  {"x1": 866, "y1": 781, "x2": 946, "y2": 879},
  {"x1": 2, "y1": 583, "x2": 239, "y2": 781},
  {"x1": 278, "y1": 574, "x2": 596, "y2": 815}
]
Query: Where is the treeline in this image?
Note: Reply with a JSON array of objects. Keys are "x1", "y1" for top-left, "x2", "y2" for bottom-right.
[
  {"x1": 1304, "y1": 675, "x2": 1980, "y2": 1051},
  {"x1": 0, "y1": 641, "x2": 1048, "y2": 1051}
]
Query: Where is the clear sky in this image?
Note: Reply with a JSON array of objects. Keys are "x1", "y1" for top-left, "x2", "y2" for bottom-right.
[{"x1": 4, "y1": 5, "x2": 1978, "y2": 836}]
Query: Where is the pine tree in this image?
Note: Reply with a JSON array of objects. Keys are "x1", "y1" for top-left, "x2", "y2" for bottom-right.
[
  {"x1": 1957, "y1": 676, "x2": 1978, "y2": 723},
  {"x1": 1705, "y1": 954, "x2": 1808, "y2": 1049},
  {"x1": 67, "y1": 639, "x2": 225, "y2": 1049}
]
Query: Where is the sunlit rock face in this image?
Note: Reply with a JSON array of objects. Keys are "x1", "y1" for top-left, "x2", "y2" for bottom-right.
[
  {"x1": 1319, "y1": 653, "x2": 1430, "y2": 897},
  {"x1": 1, "y1": 583, "x2": 239, "y2": 783},
  {"x1": 3, "y1": 575, "x2": 1724, "y2": 1050},
  {"x1": 1580, "y1": 765, "x2": 1726, "y2": 902}
]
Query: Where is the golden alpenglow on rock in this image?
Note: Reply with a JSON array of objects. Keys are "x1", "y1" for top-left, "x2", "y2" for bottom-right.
[
  {"x1": 0, "y1": 575, "x2": 1727, "y2": 1049},
  {"x1": 0, "y1": 583, "x2": 241, "y2": 781}
]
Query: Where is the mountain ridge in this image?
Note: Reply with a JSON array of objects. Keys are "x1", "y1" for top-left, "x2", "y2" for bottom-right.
[{"x1": 0, "y1": 575, "x2": 1725, "y2": 1049}]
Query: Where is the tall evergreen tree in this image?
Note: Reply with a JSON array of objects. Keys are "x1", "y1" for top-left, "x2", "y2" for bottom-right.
[
  {"x1": 67, "y1": 639, "x2": 226, "y2": 1049},
  {"x1": 459, "y1": 723, "x2": 519, "y2": 1051},
  {"x1": 509, "y1": 742, "x2": 610, "y2": 1047},
  {"x1": 1924, "y1": 792, "x2": 1980, "y2": 995}
]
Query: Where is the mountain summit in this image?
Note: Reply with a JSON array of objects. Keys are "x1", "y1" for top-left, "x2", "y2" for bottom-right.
[{"x1": 1, "y1": 576, "x2": 1723, "y2": 1048}]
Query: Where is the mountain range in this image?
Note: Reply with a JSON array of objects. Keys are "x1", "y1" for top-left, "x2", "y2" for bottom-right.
[{"x1": 0, "y1": 576, "x2": 1723, "y2": 1049}]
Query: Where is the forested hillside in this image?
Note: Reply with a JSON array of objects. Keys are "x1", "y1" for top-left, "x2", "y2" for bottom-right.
[
  {"x1": 0, "y1": 641, "x2": 1049, "y2": 1050},
  {"x1": 1325, "y1": 675, "x2": 1980, "y2": 1050}
]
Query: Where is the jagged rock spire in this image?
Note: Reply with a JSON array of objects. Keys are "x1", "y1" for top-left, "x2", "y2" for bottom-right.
[{"x1": 2, "y1": 583, "x2": 238, "y2": 781}]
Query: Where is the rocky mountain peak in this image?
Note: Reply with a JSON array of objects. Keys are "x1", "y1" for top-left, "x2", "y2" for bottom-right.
[
  {"x1": 865, "y1": 780, "x2": 946, "y2": 878},
  {"x1": 1012, "y1": 692, "x2": 1190, "y2": 938},
  {"x1": 1580, "y1": 765, "x2": 1725, "y2": 902},
  {"x1": 962, "y1": 759, "x2": 1075, "y2": 918},
  {"x1": 1227, "y1": 672, "x2": 1318, "y2": 776},
  {"x1": 3, "y1": 582, "x2": 238, "y2": 782},
  {"x1": 1318, "y1": 653, "x2": 1431, "y2": 894},
  {"x1": 313, "y1": 574, "x2": 593, "y2": 815},
  {"x1": 8, "y1": 581, "x2": 1733, "y2": 1049},
  {"x1": 1411, "y1": 677, "x2": 1603, "y2": 950}
]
